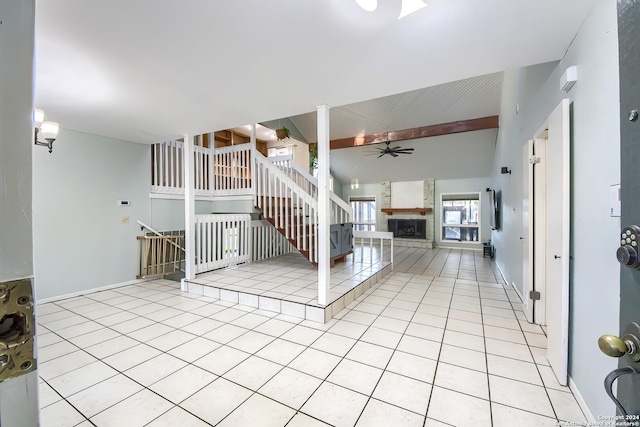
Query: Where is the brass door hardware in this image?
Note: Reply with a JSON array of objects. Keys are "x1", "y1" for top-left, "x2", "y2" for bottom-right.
[
  {"x1": 0, "y1": 279, "x2": 36, "y2": 382},
  {"x1": 598, "y1": 322, "x2": 640, "y2": 364}
]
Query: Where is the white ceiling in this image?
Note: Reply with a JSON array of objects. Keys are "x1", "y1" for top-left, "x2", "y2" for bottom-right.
[
  {"x1": 330, "y1": 129, "x2": 498, "y2": 185},
  {"x1": 34, "y1": 0, "x2": 597, "y2": 145},
  {"x1": 289, "y1": 72, "x2": 504, "y2": 143}
]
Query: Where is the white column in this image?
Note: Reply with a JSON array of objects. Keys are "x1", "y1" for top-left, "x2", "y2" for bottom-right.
[
  {"x1": 182, "y1": 134, "x2": 196, "y2": 288},
  {"x1": 317, "y1": 104, "x2": 331, "y2": 305}
]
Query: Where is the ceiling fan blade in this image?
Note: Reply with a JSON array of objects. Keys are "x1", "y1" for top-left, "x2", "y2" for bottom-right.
[
  {"x1": 394, "y1": 149, "x2": 414, "y2": 153},
  {"x1": 378, "y1": 152, "x2": 386, "y2": 158},
  {"x1": 390, "y1": 152, "x2": 399, "y2": 157}
]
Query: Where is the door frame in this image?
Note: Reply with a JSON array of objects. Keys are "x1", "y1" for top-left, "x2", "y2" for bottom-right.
[
  {"x1": 525, "y1": 99, "x2": 571, "y2": 386},
  {"x1": 541, "y1": 98, "x2": 571, "y2": 386}
]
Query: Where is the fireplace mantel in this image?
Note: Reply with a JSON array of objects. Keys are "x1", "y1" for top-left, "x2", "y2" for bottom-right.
[{"x1": 381, "y1": 208, "x2": 432, "y2": 216}]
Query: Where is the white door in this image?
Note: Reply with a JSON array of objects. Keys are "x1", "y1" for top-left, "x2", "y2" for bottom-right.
[
  {"x1": 522, "y1": 140, "x2": 534, "y2": 322},
  {"x1": 543, "y1": 98, "x2": 571, "y2": 386},
  {"x1": 533, "y1": 137, "x2": 547, "y2": 326}
]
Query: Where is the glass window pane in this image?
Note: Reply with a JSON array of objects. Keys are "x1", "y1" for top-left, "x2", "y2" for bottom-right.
[
  {"x1": 441, "y1": 193, "x2": 480, "y2": 242},
  {"x1": 350, "y1": 199, "x2": 376, "y2": 231}
]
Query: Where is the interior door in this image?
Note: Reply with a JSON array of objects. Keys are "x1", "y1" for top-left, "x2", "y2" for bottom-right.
[
  {"x1": 532, "y1": 137, "x2": 548, "y2": 326},
  {"x1": 614, "y1": 0, "x2": 640, "y2": 414},
  {"x1": 522, "y1": 140, "x2": 534, "y2": 322},
  {"x1": 544, "y1": 98, "x2": 571, "y2": 386}
]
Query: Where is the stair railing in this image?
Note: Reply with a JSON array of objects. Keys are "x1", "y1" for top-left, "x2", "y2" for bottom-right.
[
  {"x1": 136, "y1": 220, "x2": 185, "y2": 279},
  {"x1": 254, "y1": 153, "x2": 319, "y2": 263},
  {"x1": 212, "y1": 144, "x2": 253, "y2": 195},
  {"x1": 267, "y1": 155, "x2": 352, "y2": 225},
  {"x1": 251, "y1": 219, "x2": 294, "y2": 262}
]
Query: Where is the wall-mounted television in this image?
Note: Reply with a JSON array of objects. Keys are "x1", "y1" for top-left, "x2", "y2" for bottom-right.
[{"x1": 489, "y1": 189, "x2": 500, "y2": 230}]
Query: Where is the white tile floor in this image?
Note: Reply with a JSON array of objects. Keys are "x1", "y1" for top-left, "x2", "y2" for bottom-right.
[
  {"x1": 188, "y1": 249, "x2": 391, "y2": 307},
  {"x1": 37, "y1": 248, "x2": 587, "y2": 426}
]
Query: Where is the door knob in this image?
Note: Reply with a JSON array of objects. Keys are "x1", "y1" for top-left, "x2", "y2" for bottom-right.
[
  {"x1": 598, "y1": 322, "x2": 640, "y2": 363},
  {"x1": 598, "y1": 335, "x2": 632, "y2": 358}
]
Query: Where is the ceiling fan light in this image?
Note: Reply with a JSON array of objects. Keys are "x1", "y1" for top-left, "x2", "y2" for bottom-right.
[
  {"x1": 355, "y1": 0, "x2": 377, "y2": 12},
  {"x1": 398, "y1": 0, "x2": 427, "y2": 19}
]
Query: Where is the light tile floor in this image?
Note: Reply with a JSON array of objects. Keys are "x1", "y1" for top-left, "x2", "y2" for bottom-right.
[
  {"x1": 37, "y1": 248, "x2": 587, "y2": 426},
  {"x1": 189, "y1": 248, "x2": 391, "y2": 306}
]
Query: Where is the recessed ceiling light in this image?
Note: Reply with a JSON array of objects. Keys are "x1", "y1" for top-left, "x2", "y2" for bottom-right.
[
  {"x1": 355, "y1": 0, "x2": 377, "y2": 12},
  {"x1": 398, "y1": 0, "x2": 427, "y2": 19}
]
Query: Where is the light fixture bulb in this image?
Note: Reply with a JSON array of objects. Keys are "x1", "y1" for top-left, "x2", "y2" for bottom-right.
[
  {"x1": 41, "y1": 121, "x2": 59, "y2": 141},
  {"x1": 34, "y1": 109, "x2": 45, "y2": 128},
  {"x1": 355, "y1": 0, "x2": 377, "y2": 12},
  {"x1": 398, "y1": 0, "x2": 427, "y2": 19}
]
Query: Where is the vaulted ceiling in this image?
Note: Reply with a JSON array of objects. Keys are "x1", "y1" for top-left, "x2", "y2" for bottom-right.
[{"x1": 35, "y1": 0, "x2": 596, "y2": 148}]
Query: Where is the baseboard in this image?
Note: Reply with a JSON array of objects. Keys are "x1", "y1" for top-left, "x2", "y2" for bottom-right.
[
  {"x1": 569, "y1": 376, "x2": 596, "y2": 422},
  {"x1": 434, "y1": 245, "x2": 483, "y2": 251},
  {"x1": 495, "y1": 263, "x2": 509, "y2": 286},
  {"x1": 36, "y1": 278, "x2": 148, "y2": 304}
]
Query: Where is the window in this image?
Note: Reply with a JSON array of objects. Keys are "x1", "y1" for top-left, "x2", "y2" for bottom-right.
[
  {"x1": 350, "y1": 196, "x2": 376, "y2": 231},
  {"x1": 441, "y1": 193, "x2": 480, "y2": 242}
]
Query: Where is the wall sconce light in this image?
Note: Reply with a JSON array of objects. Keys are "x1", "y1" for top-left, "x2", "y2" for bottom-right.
[
  {"x1": 501, "y1": 167, "x2": 511, "y2": 175},
  {"x1": 34, "y1": 109, "x2": 59, "y2": 153}
]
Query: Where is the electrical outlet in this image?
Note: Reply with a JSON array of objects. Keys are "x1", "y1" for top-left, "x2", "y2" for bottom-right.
[{"x1": 120, "y1": 216, "x2": 129, "y2": 224}]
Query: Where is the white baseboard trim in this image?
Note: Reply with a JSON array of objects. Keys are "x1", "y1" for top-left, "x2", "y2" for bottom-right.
[
  {"x1": 434, "y1": 245, "x2": 482, "y2": 251},
  {"x1": 569, "y1": 376, "x2": 596, "y2": 422},
  {"x1": 495, "y1": 263, "x2": 509, "y2": 286},
  {"x1": 36, "y1": 279, "x2": 148, "y2": 304}
]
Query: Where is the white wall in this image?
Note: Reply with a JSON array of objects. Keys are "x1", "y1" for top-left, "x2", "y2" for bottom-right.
[
  {"x1": 33, "y1": 129, "x2": 151, "y2": 300},
  {"x1": 491, "y1": 0, "x2": 620, "y2": 417},
  {"x1": 435, "y1": 177, "x2": 491, "y2": 249},
  {"x1": 211, "y1": 199, "x2": 255, "y2": 214},
  {"x1": 0, "y1": 0, "x2": 35, "y2": 283},
  {"x1": 0, "y1": 0, "x2": 40, "y2": 425},
  {"x1": 267, "y1": 138, "x2": 310, "y2": 174},
  {"x1": 149, "y1": 199, "x2": 212, "y2": 231}
]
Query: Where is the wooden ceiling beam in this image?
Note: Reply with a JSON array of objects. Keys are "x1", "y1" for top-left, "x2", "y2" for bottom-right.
[{"x1": 329, "y1": 115, "x2": 499, "y2": 150}]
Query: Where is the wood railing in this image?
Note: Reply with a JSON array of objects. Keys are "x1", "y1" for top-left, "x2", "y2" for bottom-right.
[
  {"x1": 137, "y1": 232, "x2": 185, "y2": 279},
  {"x1": 151, "y1": 140, "x2": 184, "y2": 194},
  {"x1": 212, "y1": 144, "x2": 253, "y2": 195},
  {"x1": 254, "y1": 153, "x2": 319, "y2": 263},
  {"x1": 149, "y1": 142, "x2": 352, "y2": 227},
  {"x1": 149, "y1": 140, "x2": 354, "y2": 266},
  {"x1": 353, "y1": 230, "x2": 394, "y2": 267},
  {"x1": 151, "y1": 141, "x2": 253, "y2": 197},
  {"x1": 268, "y1": 154, "x2": 352, "y2": 225},
  {"x1": 194, "y1": 214, "x2": 251, "y2": 273},
  {"x1": 251, "y1": 220, "x2": 294, "y2": 262}
]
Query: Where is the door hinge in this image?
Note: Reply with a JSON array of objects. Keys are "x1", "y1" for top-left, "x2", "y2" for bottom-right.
[
  {"x1": 529, "y1": 155, "x2": 541, "y2": 165},
  {"x1": 529, "y1": 291, "x2": 541, "y2": 301}
]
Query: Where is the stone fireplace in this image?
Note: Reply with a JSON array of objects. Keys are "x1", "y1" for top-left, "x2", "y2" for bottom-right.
[{"x1": 380, "y1": 179, "x2": 435, "y2": 248}]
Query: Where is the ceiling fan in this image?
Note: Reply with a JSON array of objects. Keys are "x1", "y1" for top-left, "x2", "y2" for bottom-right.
[{"x1": 367, "y1": 141, "x2": 415, "y2": 158}]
